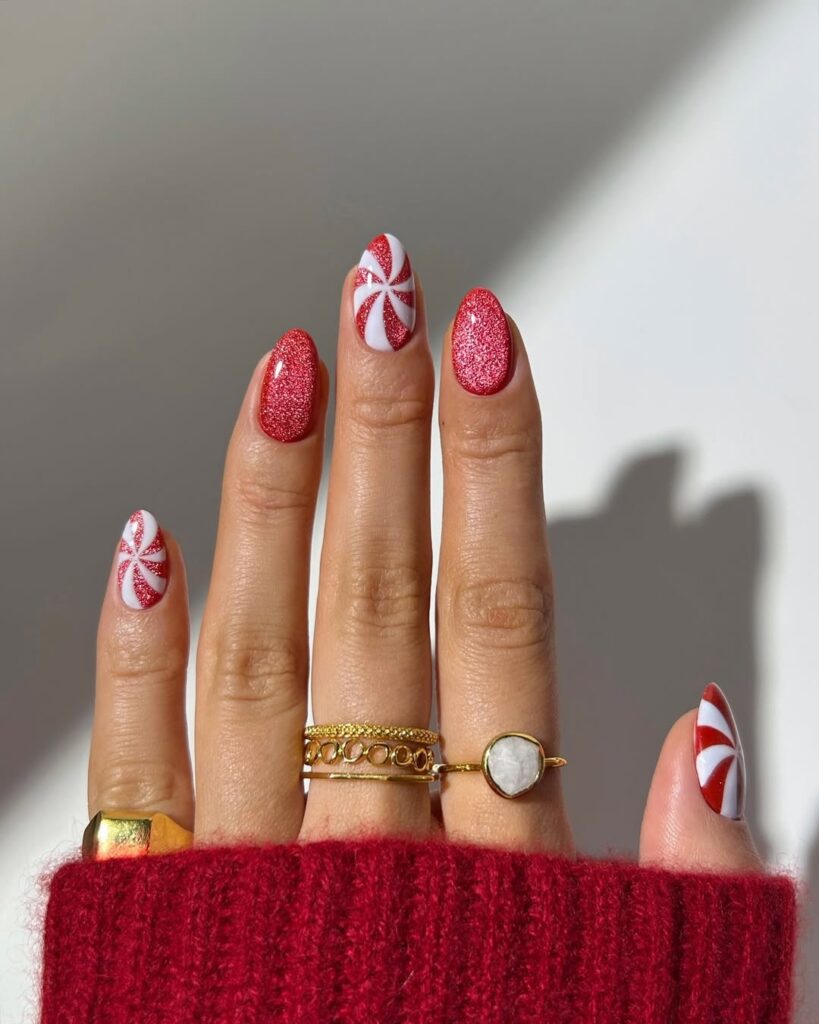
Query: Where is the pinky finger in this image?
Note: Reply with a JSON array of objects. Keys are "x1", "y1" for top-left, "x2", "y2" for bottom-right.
[
  {"x1": 88, "y1": 510, "x2": 194, "y2": 831},
  {"x1": 639, "y1": 683, "x2": 762, "y2": 873}
]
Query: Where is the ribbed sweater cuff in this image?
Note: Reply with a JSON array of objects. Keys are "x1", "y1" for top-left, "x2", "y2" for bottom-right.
[{"x1": 41, "y1": 839, "x2": 796, "y2": 1023}]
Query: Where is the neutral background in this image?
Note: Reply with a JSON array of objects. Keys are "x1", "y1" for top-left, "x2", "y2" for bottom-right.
[{"x1": 1, "y1": 1, "x2": 818, "y2": 1018}]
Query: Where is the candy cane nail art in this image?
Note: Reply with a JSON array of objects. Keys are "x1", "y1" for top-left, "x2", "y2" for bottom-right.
[
  {"x1": 117, "y1": 509, "x2": 168, "y2": 610},
  {"x1": 694, "y1": 682, "x2": 746, "y2": 819},
  {"x1": 354, "y1": 233, "x2": 416, "y2": 351}
]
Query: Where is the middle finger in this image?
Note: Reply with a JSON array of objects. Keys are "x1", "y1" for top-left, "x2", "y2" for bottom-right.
[{"x1": 301, "y1": 234, "x2": 435, "y2": 839}]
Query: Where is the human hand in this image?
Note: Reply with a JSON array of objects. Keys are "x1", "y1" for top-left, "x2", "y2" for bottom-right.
[{"x1": 88, "y1": 233, "x2": 760, "y2": 872}]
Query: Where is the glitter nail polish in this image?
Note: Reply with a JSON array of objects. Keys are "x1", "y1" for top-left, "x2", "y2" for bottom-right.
[
  {"x1": 451, "y1": 287, "x2": 512, "y2": 395},
  {"x1": 259, "y1": 329, "x2": 319, "y2": 442},
  {"x1": 354, "y1": 233, "x2": 416, "y2": 351},
  {"x1": 118, "y1": 509, "x2": 168, "y2": 610}
]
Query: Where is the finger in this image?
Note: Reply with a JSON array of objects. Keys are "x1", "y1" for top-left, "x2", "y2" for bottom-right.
[
  {"x1": 195, "y1": 330, "x2": 327, "y2": 843},
  {"x1": 89, "y1": 510, "x2": 193, "y2": 830},
  {"x1": 301, "y1": 234, "x2": 434, "y2": 840},
  {"x1": 640, "y1": 683, "x2": 762, "y2": 871},
  {"x1": 436, "y1": 288, "x2": 573, "y2": 853}
]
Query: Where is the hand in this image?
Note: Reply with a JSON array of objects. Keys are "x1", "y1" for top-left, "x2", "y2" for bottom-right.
[{"x1": 88, "y1": 233, "x2": 761, "y2": 870}]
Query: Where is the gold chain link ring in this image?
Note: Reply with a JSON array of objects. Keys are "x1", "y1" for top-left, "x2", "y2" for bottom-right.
[{"x1": 303, "y1": 736, "x2": 435, "y2": 773}]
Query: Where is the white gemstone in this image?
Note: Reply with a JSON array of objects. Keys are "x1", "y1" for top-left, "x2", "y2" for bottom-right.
[{"x1": 484, "y1": 734, "x2": 543, "y2": 797}]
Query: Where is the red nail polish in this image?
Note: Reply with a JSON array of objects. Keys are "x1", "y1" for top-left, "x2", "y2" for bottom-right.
[
  {"x1": 259, "y1": 329, "x2": 319, "y2": 442},
  {"x1": 354, "y1": 233, "x2": 416, "y2": 351},
  {"x1": 118, "y1": 509, "x2": 168, "y2": 610},
  {"x1": 451, "y1": 287, "x2": 512, "y2": 395},
  {"x1": 694, "y1": 682, "x2": 746, "y2": 819}
]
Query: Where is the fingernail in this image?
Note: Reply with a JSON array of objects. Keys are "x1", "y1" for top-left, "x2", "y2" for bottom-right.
[
  {"x1": 694, "y1": 682, "x2": 746, "y2": 819},
  {"x1": 354, "y1": 232, "x2": 416, "y2": 351},
  {"x1": 118, "y1": 509, "x2": 168, "y2": 610},
  {"x1": 451, "y1": 287, "x2": 512, "y2": 395},
  {"x1": 259, "y1": 329, "x2": 319, "y2": 442}
]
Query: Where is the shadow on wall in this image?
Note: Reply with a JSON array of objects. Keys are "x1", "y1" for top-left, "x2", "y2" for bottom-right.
[
  {"x1": 551, "y1": 449, "x2": 819, "y2": 1020},
  {"x1": 551, "y1": 449, "x2": 765, "y2": 857}
]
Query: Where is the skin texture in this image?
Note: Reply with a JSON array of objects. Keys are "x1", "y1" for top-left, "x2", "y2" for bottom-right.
[{"x1": 88, "y1": 259, "x2": 762, "y2": 873}]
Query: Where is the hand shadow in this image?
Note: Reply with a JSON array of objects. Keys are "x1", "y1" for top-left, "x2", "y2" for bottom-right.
[{"x1": 549, "y1": 448, "x2": 766, "y2": 858}]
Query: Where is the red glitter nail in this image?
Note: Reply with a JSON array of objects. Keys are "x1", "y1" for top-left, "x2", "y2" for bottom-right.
[
  {"x1": 354, "y1": 233, "x2": 416, "y2": 351},
  {"x1": 117, "y1": 509, "x2": 168, "y2": 610},
  {"x1": 451, "y1": 288, "x2": 512, "y2": 395},
  {"x1": 259, "y1": 329, "x2": 319, "y2": 442}
]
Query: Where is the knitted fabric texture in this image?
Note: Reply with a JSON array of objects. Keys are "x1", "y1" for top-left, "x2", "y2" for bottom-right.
[{"x1": 41, "y1": 838, "x2": 796, "y2": 1023}]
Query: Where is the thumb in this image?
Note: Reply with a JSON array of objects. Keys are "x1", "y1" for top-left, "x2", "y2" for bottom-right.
[{"x1": 639, "y1": 683, "x2": 762, "y2": 872}]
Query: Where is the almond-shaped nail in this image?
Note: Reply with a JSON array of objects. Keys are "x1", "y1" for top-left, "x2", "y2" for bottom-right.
[
  {"x1": 354, "y1": 232, "x2": 416, "y2": 351},
  {"x1": 118, "y1": 509, "x2": 168, "y2": 610},
  {"x1": 451, "y1": 287, "x2": 512, "y2": 395},
  {"x1": 694, "y1": 682, "x2": 746, "y2": 819},
  {"x1": 259, "y1": 329, "x2": 319, "y2": 442}
]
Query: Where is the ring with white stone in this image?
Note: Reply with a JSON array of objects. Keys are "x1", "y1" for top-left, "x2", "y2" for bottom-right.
[{"x1": 434, "y1": 732, "x2": 566, "y2": 799}]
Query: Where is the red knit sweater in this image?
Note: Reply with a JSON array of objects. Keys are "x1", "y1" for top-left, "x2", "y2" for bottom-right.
[{"x1": 41, "y1": 839, "x2": 796, "y2": 1023}]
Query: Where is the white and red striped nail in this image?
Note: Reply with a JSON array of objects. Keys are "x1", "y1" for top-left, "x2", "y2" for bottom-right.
[
  {"x1": 117, "y1": 509, "x2": 168, "y2": 610},
  {"x1": 354, "y1": 233, "x2": 416, "y2": 351},
  {"x1": 694, "y1": 682, "x2": 746, "y2": 819}
]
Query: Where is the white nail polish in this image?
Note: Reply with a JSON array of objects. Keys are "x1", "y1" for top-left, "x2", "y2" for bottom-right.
[
  {"x1": 354, "y1": 233, "x2": 416, "y2": 351},
  {"x1": 117, "y1": 509, "x2": 168, "y2": 610}
]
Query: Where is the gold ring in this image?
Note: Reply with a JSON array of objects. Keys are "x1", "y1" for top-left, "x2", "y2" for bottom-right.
[
  {"x1": 82, "y1": 810, "x2": 193, "y2": 860},
  {"x1": 434, "y1": 732, "x2": 566, "y2": 799},
  {"x1": 303, "y1": 735, "x2": 435, "y2": 773},
  {"x1": 304, "y1": 723, "x2": 439, "y2": 746},
  {"x1": 300, "y1": 771, "x2": 436, "y2": 783},
  {"x1": 303, "y1": 724, "x2": 438, "y2": 783}
]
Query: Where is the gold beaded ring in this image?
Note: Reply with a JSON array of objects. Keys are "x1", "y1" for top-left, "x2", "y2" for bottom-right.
[{"x1": 304, "y1": 723, "x2": 439, "y2": 746}]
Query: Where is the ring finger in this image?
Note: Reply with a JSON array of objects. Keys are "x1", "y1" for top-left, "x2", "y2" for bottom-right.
[{"x1": 436, "y1": 289, "x2": 573, "y2": 852}]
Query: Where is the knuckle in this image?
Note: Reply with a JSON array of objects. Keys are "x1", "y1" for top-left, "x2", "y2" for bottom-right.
[
  {"x1": 232, "y1": 450, "x2": 313, "y2": 525},
  {"x1": 348, "y1": 394, "x2": 429, "y2": 437},
  {"x1": 447, "y1": 420, "x2": 540, "y2": 468},
  {"x1": 94, "y1": 758, "x2": 188, "y2": 811},
  {"x1": 341, "y1": 561, "x2": 426, "y2": 637},
  {"x1": 201, "y1": 631, "x2": 305, "y2": 714},
  {"x1": 448, "y1": 576, "x2": 553, "y2": 652},
  {"x1": 105, "y1": 641, "x2": 187, "y2": 692}
]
